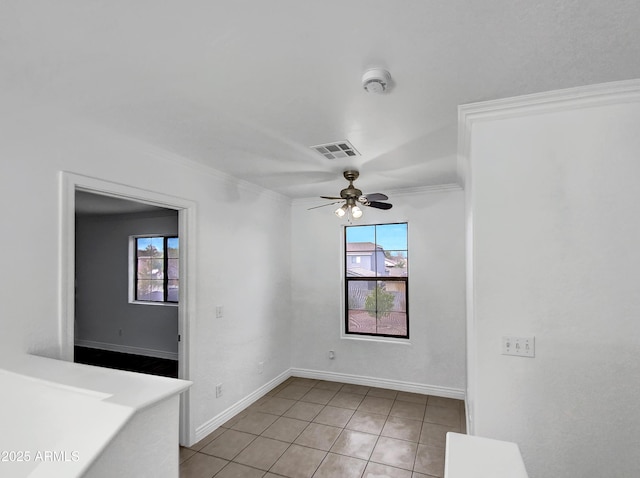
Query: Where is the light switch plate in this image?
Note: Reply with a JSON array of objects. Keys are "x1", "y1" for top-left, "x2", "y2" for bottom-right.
[{"x1": 502, "y1": 336, "x2": 535, "y2": 357}]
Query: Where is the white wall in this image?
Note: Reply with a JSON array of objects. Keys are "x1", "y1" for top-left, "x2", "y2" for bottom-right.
[
  {"x1": 0, "y1": 95, "x2": 292, "y2": 444},
  {"x1": 463, "y1": 81, "x2": 640, "y2": 477},
  {"x1": 291, "y1": 187, "x2": 466, "y2": 396},
  {"x1": 75, "y1": 210, "x2": 179, "y2": 358}
]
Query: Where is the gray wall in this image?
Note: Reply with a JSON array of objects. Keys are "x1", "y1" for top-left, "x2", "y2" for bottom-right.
[{"x1": 75, "y1": 210, "x2": 179, "y2": 358}]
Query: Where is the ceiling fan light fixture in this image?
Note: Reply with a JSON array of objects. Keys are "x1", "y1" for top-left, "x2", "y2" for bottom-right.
[
  {"x1": 351, "y1": 205, "x2": 363, "y2": 219},
  {"x1": 335, "y1": 204, "x2": 348, "y2": 217}
]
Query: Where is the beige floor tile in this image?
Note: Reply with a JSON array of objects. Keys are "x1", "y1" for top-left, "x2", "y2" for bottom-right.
[
  {"x1": 358, "y1": 396, "x2": 394, "y2": 415},
  {"x1": 265, "y1": 382, "x2": 289, "y2": 397},
  {"x1": 233, "y1": 436, "x2": 290, "y2": 470},
  {"x1": 269, "y1": 444, "x2": 327, "y2": 478},
  {"x1": 188, "y1": 427, "x2": 226, "y2": 451},
  {"x1": 396, "y1": 392, "x2": 429, "y2": 405},
  {"x1": 419, "y1": 423, "x2": 458, "y2": 448},
  {"x1": 330, "y1": 429, "x2": 378, "y2": 460},
  {"x1": 313, "y1": 452, "x2": 368, "y2": 478},
  {"x1": 253, "y1": 397, "x2": 297, "y2": 415},
  {"x1": 340, "y1": 384, "x2": 370, "y2": 395},
  {"x1": 370, "y1": 436, "x2": 418, "y2": 471},
  {"x1": 362, "y1": 462, "x2": 412, "y2": 478},
  {"x1": 345, "y1": 411, "x2": 387, "y2": 435},
  {"x1": 215, "y1": 462, "x2": 266, "y2": 477},
  {"x1": 180, "y1": 446, "x2": 196, "y2": 464},
  {"x1": 283, "y1": 401, "x2": 324, "y2": 421},
  {"x1": 261, "y1": 416, "x2": 309, "y2": 442},
  {"x1": 200, "y1": 429, "x2": 256, "y2": 460},
  {"x1": 231, "y1": 412, "x2": 280, "y2": 434},
  {"x1": 381, "y1": 416, "x2": 422, "y2": 442},
  {"x1": 313, "y1": 380, "x2": 344, "y2": 391},
  {"x1": 427, "y1": 396, "x2": 463, "y2": 409},
  {"x1": 327, "y1": 391, "x2": 365, "y2": 410},
  {"x1": 423, "y1": 405, "x2": 460, "y2": 428},
  {"x1": 299, "y1": 388, "x2": 338, "y2": 405},
  {"x1": 412, "y1": 472, "x2": 431, "y2": 478},
  {"x1": 390, "y1": 401, "x2": 427, "y2": 421},
  {"x1": 313, "y1": 405, "x2": 355, "y2": 427},
  {"x1": 179, "y1": 452, "x2": 228, "y2": 478},
  {"x1": 367, "y1": 387, "x2": 399, "y2": 399},
  {"x1": 290, "y1": 377, "x2": 318, "y2": 387},
  {"x1": 414, "y1": 444, "x2": 445, "y2": 477},
  {"x1": 275, "y1": 384, "x2": 313, "y2": 400},
  {"x1": 221, "y1": 411, "x2": 251, "y2": 430},
  {"x1": 294, "y1": 422, "x2": 342, "y2": 451}
]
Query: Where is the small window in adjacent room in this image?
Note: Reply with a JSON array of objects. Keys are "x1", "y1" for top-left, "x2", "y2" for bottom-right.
[
  {"x1": 345, "y1": 223, "x2": 408, "y2": 338},
  {"x1": 133, "y1": 236, "x2": 179, "y2": 303}
]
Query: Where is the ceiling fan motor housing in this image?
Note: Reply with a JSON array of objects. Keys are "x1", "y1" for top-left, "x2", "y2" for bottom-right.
[{"x1": 341, "y1": 170, "x2": 362, "y2": 199}]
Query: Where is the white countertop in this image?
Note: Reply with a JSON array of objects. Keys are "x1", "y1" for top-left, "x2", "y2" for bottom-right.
[
  {"x1": 445, "y1": 432, "x2": 529, "y2": 478},
  {"x1": 0, "y1": 352, "x2": 192, "y2": 478}
]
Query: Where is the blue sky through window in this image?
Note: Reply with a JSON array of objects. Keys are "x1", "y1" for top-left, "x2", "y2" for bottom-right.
[{"x1": 346, "y1": 223, "x2": 407, "y2": 251}]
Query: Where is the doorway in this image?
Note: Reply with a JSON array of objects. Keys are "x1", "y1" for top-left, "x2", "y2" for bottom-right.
[
  {"x1": 74, "y1": 191, "x2": 180, "y2": 377},
  {"x1": 59, "y1": 172, "x2": 196, "y2": 445}
]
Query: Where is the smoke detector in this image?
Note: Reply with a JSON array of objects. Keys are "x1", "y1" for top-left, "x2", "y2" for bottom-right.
[{"x1": 362, "y1": 68, "x2": 391, "y2": 94}]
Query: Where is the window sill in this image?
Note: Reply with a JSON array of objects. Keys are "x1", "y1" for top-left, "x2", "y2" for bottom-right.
[
  {"x1": 129, "y1": 300, "x2": 178, "y2": 308},
  {"x1": 340, "y1": 333, "x2": 411, "y2": 345}
]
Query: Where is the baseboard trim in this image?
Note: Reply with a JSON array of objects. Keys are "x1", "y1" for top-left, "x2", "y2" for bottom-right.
[
  {"x1": 290, "y1": 368, "x2": 465, "y2": 400},
  {"x1": 75, "y1": 339, "x2": 178, "y2": 361},
  {"x1": 193, "y1": 370, "x2": 291, "y2": 444}
]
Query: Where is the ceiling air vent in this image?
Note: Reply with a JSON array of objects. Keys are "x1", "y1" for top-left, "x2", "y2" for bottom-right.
[{"x1": 310, "y1": 140, "x2": 360, "y2": 160}]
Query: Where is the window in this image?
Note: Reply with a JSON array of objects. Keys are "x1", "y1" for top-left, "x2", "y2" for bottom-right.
[
  {"x1": 345, "y1": 223, "x2": 408, "y2": 338},
  {"x1": 134, "y1": 236, "x2": 179, "y2": 303}
]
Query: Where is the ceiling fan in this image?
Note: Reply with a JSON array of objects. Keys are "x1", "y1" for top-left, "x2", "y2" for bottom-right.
[{"x1": 309, "y1": 170, "x2": 392, "y2": 220}]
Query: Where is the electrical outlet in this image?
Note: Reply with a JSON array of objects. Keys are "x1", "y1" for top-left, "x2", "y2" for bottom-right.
[
  {"x1": 216, "y1": 383, "x2": 223, "y2": 398},
  {"x1": 328, "y1": 350, "x2": 335, "y2": 360},
  {"x1": 502, "y1": 336, "x2": 535, "y2": 357},
  {"x1": 215, "y1": 305, "x2": 223, "y2": 319}
]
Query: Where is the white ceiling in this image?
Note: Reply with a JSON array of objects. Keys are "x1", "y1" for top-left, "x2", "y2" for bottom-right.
[{"x1": 3, "y1": 1, "x2": 640, "y2": 199}]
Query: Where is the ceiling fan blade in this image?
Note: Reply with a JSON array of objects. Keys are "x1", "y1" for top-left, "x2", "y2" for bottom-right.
[
  {"x1": 307, "y1": 201, "x2": 343, "y2": 210},
  {"x1": 363, "y1": 193, "x2": 388, "y2": 201},
  {"x1": 320, "y1": 196, "x2": 343, "y2": 200},
  {"x1": 366, "y1": 201, "x2": 393, "y2": 210}
]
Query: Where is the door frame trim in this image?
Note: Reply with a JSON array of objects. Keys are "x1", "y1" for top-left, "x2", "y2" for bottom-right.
[{"x1": 59, "y1": 171, "x2": 196, "y2": 445}]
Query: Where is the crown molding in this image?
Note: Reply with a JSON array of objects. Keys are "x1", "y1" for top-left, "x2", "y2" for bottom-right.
[{"x1": 456, "y1": 78, "x2": 640, "y2": 186}]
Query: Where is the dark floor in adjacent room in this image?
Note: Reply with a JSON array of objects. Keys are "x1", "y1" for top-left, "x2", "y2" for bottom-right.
[
  {"x1": 181, "y1": 377, "x2": 466, "y2": 478},
  {"x1": 74, "y1": 346, "x2": 178, "y2": 378}
]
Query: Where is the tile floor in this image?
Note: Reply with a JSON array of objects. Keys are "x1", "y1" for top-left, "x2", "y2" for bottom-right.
[{"x1": 180, "y1": 377, "x2": 465, "y2": 478}]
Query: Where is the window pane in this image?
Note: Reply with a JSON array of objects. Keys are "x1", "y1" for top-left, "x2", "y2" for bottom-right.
[
  {"x1": 167, "y1": 258, "x2": 178, "y2": 280},
  {"x1": 346, "y1": 225, "x2": 375, "y2": 244},
  {"x1": 151, "y1": 237, "x2": 164, "y2": 257},
  {"x1": 384, "y1": 251, "x2": 408, "y2": 277},
  {"x1": 137, "y1": 258, "x2": 152, "y2": 279},
  {"x1": 167, "y1": 238, "x2": 179, "y2": 258},
  {"x1": 375, "y1": 281, "x2": 407, "y2": 336},
  {"x1": 148, "y1": 258, "x2": 163, "y2": 279},
  {"x1": 346, "y1": 280, "x2": 407, "y2": 337},
  {"x1": 167, "y1": 280, "x2": 179, "y2": 302},
  {"x1": 375, "y1": 223, "x2": 407, "y2": 251},
  {"x1": 347, "y1": 280, "x2": 377, "y2": 334},
  {"x1": 137, "y1": 279, "x2": 164, "y2": 302}
]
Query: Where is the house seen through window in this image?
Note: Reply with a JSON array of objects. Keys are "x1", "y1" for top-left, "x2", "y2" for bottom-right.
[
  {"x1": 345, "y1": 223, "x2": 408, "y2": 338},
  {"x1": 134, "y1": 236, "x2": 179, "y2": 303}
]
